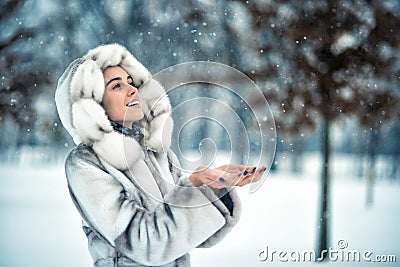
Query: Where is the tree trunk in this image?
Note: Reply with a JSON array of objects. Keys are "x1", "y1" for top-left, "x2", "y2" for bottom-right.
[
  {"x1": 366, "y1": 130, "x2": 379, "y2": 207},
  {"x1": 290, "y1": 138, "x2": 303, "y2": 173},
  {"x1": 316, "y1": 115, "x2": 331, "y2": 260},
  {"x1": 390, "y1": 124, "x2": 400, "y2": 180}
]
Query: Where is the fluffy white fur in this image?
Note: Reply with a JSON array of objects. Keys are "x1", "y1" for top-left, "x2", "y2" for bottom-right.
[
  {"x1": 138, "y1": 79, "x2": 173, "y2": 153},
  {"x1": 143, "y1": 114, "x2": 173, "y2": 153},
  {"x1": 138, "y1": 79, "x2": 172, "y2": 121},
  {"x1": 92, "y1": 131, "x2": 144, "y2": 170},
  {"x1": 83, "y1": 43, "x2": 151, "y2": 87},
  {"x1": 72, "y1": 99, "x2": 113, "y2": 143},
  {"x1": 57, "y1": 43, "x2": 173, "y2": 170},
  {"x1": 70, "y1": 60, "x2": 104, "y2": 103}
]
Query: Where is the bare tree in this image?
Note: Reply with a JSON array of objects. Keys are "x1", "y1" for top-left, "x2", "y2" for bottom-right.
[
  {"x1": 240, "y1": 0, "x2": 400, "y2": 258},
  {"x1": 0, "y1": 0, "x2": 53, "y2": 151}
]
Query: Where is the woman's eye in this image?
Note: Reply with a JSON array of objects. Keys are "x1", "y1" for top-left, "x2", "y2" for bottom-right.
[
  {"x1": 129, "y1": 81, "x2": 135, "y2": 86},
  {"x1": 112, "y1": 83, "x2": 121, "y2": 90}
]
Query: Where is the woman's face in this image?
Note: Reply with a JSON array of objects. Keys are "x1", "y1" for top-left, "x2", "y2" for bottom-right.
[{"x1": 102, "y1": 66, "x2": 144, "y2": 128}]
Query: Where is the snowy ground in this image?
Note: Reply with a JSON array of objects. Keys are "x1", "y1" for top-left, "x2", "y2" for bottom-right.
[{"x1": 0, "y1": 152, "x2": 399, "y2": 267}]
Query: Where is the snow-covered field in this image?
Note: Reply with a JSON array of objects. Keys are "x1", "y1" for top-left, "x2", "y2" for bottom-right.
[{"x1": 0, "y1": 153, "x2": 399, "y2": 267}]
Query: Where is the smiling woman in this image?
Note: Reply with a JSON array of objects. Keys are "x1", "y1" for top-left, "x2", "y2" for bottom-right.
[
  {"x1": 55, "y1": 43, "x2": 266, "y2": 267},
  {"x1": 102, "y1": 66, "x2": 144, "y2": 126}
]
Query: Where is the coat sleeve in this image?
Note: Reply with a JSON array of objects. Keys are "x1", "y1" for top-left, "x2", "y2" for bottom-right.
[
  {"x1": 166, "y1": 150, "x2": 242, "y2": 248},
  {"x1": 65, "y1": 147, "x2": 238, "y2": 266}
]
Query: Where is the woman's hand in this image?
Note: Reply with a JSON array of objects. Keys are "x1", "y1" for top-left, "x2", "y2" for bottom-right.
[{"x1": 189, "y1": 164, "x2": 267, "y2": 189}]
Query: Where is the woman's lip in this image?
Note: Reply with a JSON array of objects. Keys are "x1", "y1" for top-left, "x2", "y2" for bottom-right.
[
  {"x1": 126, "y1": 100, "x2": 140, "y2": 107},
  {"x1": 126, "y1": 104, "x2": 141, "y2": 108},
  {"x1": 127, "y1": 104, "x2": 141, "y2": 108}
]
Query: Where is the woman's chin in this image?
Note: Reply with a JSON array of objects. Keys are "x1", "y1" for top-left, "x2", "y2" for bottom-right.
[{"x1": 125, "y1": 110, "x2": 144, "y2": 122}]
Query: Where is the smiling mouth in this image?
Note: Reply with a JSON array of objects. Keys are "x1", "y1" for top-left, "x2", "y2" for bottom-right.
[{"x1": 126, "y1": 100, "x2": 139, "y2": 107}]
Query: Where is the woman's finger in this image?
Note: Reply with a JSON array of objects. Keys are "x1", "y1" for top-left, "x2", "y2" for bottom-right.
[
  {"x1": 197, "y1": 165, "x2": 268, "y2": 188},
  {"x1": 217, "y1": 164, "x2": 257, "y2": 174},
  {"x1": 194, "y1": 168, "x2": 233, "y2": 187},
  {"x1": 202, "y1": 168, "x2": 243, "y2": 187},
  {"x1": 217, "y1": 170, "x2": 243, "y2": 186},
  {"x1": 236, "y1": 166, "x2": 267, "y2": 186}
]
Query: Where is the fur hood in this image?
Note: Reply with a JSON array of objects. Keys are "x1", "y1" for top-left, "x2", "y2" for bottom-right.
[{"x1": 55, "y1": 44, "x2": 173, "y2": 170}]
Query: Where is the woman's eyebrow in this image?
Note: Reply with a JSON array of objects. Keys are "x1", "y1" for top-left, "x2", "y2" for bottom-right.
[
  {"x1": 127, "y1": 75, "x2": 133, "y2": 81},
  {"x1": 106, "y1": 77, "x2": 122, "y2": 87}
]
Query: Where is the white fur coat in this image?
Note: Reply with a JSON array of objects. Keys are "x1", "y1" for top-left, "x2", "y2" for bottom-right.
[{"x1": 55, "y1": 44, "x2": 241, "y2": 267}]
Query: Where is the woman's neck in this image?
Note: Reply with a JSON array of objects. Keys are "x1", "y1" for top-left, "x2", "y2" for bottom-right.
[
  {"x1": 115, "y1": 121, "x2": 133, "y2": 129},
  {"x1": 110, "y1": 121, "x2": 144, "y2": 143}
]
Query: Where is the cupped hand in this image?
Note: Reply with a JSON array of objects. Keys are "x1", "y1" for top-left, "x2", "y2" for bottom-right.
[{"x1": 189, "y1": 164, "x2": 268, "y2": 189}]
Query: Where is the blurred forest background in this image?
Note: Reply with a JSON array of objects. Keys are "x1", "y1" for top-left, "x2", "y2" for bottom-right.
[{"x1": 1, "y1": 0, "x2": 399, "y2": 262}]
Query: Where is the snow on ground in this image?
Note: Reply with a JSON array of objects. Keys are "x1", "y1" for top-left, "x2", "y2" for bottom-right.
[{"x1": 0, "y1": 152, "x2": 399, "y2": 267}]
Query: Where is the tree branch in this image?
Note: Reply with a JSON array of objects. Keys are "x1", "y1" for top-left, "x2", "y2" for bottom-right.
[
  {"x1": 0, "y1": 29, "x2": 35, "y2": 51},
  {"x1": 0, "y1": 0, "x2": 22, "y2": 20}
]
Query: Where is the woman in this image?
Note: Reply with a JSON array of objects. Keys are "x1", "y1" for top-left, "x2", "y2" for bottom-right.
[{"x1": 55, "y1": 44, "x2": 266, "y2": 267}]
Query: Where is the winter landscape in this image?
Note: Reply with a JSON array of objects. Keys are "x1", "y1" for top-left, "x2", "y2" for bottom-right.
[{"x1": 0, "y1": 151, "x2": 399, "y2": 267}]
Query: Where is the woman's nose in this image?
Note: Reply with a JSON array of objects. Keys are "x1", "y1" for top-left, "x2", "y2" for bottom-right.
[{"x1": 127, "y1": 84, "x2": 138, "y2": 95}]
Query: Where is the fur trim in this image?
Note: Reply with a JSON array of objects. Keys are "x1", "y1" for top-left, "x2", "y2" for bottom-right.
[
  {"x1": 139, "y1": 79, "x2": 173, "y2": 153},
  {"x1": 83, "y1": 43, "x2": 151, "y2": 87},
  {"x1": 141, "y1": 79, "x2": 172, "y2": 117},
  {"x1": 70, "y1": 60, "x2": 104, "y2": 103},
  {"x1": 72, "y1": 99, "x2": 113, "y2": 144},
  {"x1": 92, "y1": 131, "x2": 144, "y2": 170},
  {"x1": 143, "y1": 113, "x2": 173, "y2": 153},
  {"x1": 56, "y1": 43, "x2": 173, "y2": 170}
]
